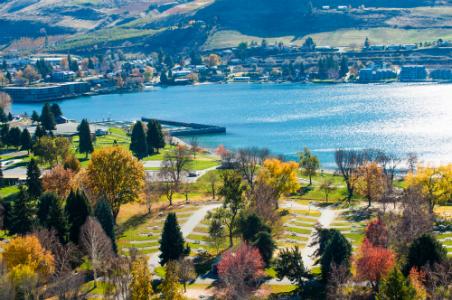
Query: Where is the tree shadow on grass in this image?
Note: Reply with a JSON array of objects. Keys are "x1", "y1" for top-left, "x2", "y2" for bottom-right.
[
  {"x1": 342, "y1": 207, "x2": 377, "y2": 222},
  {"x1": 116, "y1": 212, "x2": 150, "y2": 238}
]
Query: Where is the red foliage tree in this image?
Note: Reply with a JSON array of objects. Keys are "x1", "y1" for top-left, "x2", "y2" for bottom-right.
[
  {"x1": 355, "y1": 239, "x2": 395, "y2": 289},
  {"x1": 217, "y1": 243, "x2": 265, "y2": 299},
  {"x1": 365, "y1": 217, "x2": 388, "y2": 248}
]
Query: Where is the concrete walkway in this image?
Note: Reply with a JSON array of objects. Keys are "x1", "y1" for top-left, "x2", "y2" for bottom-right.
[{"x1": 148, "y1": 203, "x2": 221, "y2": 269}]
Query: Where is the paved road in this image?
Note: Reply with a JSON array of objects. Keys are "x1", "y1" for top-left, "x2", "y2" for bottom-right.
[{"x1": 148, "y1": 203, "x2": 221, "y2": 269}]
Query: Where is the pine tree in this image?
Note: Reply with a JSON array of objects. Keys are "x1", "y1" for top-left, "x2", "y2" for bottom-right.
[
  {"x1": 8, "y1": 187, "x2": 35, "y2": 235},
  {"x1": 7, "y1": 127, "x2": 21, "y2": 149},
  {"x1": 376, "y1": 268, "x2": 416, "y2": 300},
  {"x1": 34, "y1": 124, "x2": 47, "y2": 139},
  {"x1": 339, "y1": 56, "x2": 349, "y2": 78},
  {"x1": 37, "y1": 192, "x2": 58, "y2": 226},
  {"x1": 47, "y1": 195, "x2": 69, "y2": 243},
  {"x1": 0, "y1": 124, "x2": 9, "y2": 147},
  {"x1": 20, "y1": 128, "x2": 32, "y2": 154},
  {"x1": 130, "y1": 121, "x2": 148, "y2": 159},
  {"x1": 50, "y1": 103, "x2": 63, "y2": 118},
  {"x1": 40, "y1": 103, "x2": 56, "y2": 132},
  {"x1": 78, "y1": 119, "x2": 94, "y2": 159},
  {"x1": 31, "y1": 110, "x2": 40, "y2": 123},
  {"x1": 0, "y1": 107, "x2": 7, "y2": 123},
  {"x1": 26, "y1": 159, "x2": 42, "y2": 198},
  {"x1": 253, "y1": 231, "x2": 276, "y2": 266},
  {"x1": 65, "y1": 190, "x2": 91, "y2": 245},
  {"x1": 404, "y1": 234, "x2": 446, "y2": 274},
  {"x1": 94, "y1": 199, "x2": 117, "y2": 252},
  {"x1": 159, "y1": 213, "x2": 186, "y2": 265},
  {"x1": 7, "y1": 112, "x2": 12, "y2": 121},
  {"x1": 318, "y1": 229, "x2": 352, "y2": 282},
  {"x1": 146, "y1": 119, "x2": 165, "y2": 154}
]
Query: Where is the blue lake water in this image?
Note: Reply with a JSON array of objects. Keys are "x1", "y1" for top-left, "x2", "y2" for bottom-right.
[{"x1": 12, "y1": 83, "x2": 452, "y2": 168}]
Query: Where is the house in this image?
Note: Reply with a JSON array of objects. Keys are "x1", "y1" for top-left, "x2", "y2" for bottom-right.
[
  {"x1": 430, "y1": 69, "x2": 452, "y2": 81},
  {"x1": 1, "y1": 82, "x2": 90, "y2": 102},
  {"x1": 399, "y1": 66, "x2": 427, "y2": 82},
  {"x1": 51, "y1": 71, "x2": 76, "y2": 82}
]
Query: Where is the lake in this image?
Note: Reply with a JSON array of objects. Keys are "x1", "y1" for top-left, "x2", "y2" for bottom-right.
[{"x1": 12, "y1": 83, "x2": 452, "y2": 168}]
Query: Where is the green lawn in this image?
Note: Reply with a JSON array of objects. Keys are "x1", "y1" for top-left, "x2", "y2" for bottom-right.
[{"x1": 0, "y1": 185, "x2": 20, "y2": 198}]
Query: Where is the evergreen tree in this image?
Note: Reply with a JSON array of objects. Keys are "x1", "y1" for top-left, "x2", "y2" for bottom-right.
[
  {"x1": 7, "y1": 126, "x2": 21, "y2": 149},
  {"x1": 146, "y1": 119, "x2": 165, "y2": 154},
  {"x1": 34, "y1": 124, "x2": 47, "y2": 139},
  {"x1": 20, "y1": 128, "x2": 32, "y2": 154},
  {"x1": 94, "y1": 199, "x2": 117, "y2": 252},
  {"x1": 0, "y1": 107, "x2": 7, "y2": 123},
  {"x1": 50, "y1": 103, "x2": 63, "y2": 118},
  {"x1": 130, "y1": 121, "x2": 148, "y2": 159},
  {"x1": 88, "y1": 58, "x2": 95, "y2": 69},
  {"x1": 40, "y1": 103, "x2": 56, "y2": 132},
  {"x1": 6, "y1": 71, "x2": 11, "y2": 83},
  {"x1": 404, "y1": 234, "x2": 446, "y2": 274},
  {"x1": 47, "y1": 195, "x2": 69, "y2": 243},
  {"x1": 26, "y1": 159, "x2": 42, "y2": 198},
  {"x1": 65, "y1": 190, "x2": 91, "y2": 245},
  {"x1": 364, "y1": 37, "x2": 370, "y2": 48},
  {"x1": 2, "y1": 60, "x2": 6, "y2": 70},
  {"x1": 37, "y1": 192, "x2": 58, "y2": 226},
  {"x1": 31, "y1": 110, "x2": 40, "y2": 123},
  {"x1": 159, "y1": 213, "x2": 187, "y2": 265},
  {"x1": 339, "y1": 56, "x2": 349, "y2": 78},
  {"x1": 274, "y1": 246, "x2": 310, "y2": 287},
  {"x1": 239, "y1": 213, "x2": 270, "y2": 242},
  {"x1": 78, "y1": 119, "x2": 94, "y2": 159},
  {"x1": 317, "y1": 229, "x2": 352, "y2": 282},
  {"x1": 8, "y1": 187, "x2": 35, "y2": 235},
  {"x1": 253, "y1": 231, "x2": 276, "y2": 266},
  {"x1": 7, "y1": 112, "x2": 13, "y2": 121},
  {"x1": 160, "y1": 71, "x2": 169, "y2": 85},
  {"x1": 0, "y1": 124, "x2": 9, "y2": 146},
  {"x1": 376, "y1": 268, "x2": 416, "y2": 300},
  {"x1": 35, "y1": 58, "x2": 53, "y2": 78}
]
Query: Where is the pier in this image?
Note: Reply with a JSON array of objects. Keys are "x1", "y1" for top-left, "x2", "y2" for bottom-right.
[{"x1": 141, "y1": 118, "x2": 226, "y2": 136}]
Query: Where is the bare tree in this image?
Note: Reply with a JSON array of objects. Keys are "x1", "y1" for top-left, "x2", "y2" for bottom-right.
[
  {"x1": 423, "y1": 260, "x2": 452, "y2": 299},
  {"x1": 319, "y1": 177, "x2": 336, "y2": 203},
  {"x1": 159, "y1": 145, "x2": 192, "y2": 188},
  {"x1": 377, "y1": 151, "x2": 401, "y2": 192},
  {"x1": 235, "y1": 147, "x2": 269, "y2": 191},
  {"x1": 103, "y1": 256, "x2": 133, "y2": 300},
  {"x1": 178, "y1": 258, "x2": 196, "y2": 292},
  {"x1": 144, "y1": 173, "x2": 161, "y2": 214},
  {"x1": 326, "y1": 263, "x2": 350, "y2": 300},
  {"x1": 206, "y1": 171, "x2": 220, "y2": 200},
  {"x1": 189, "y1": 136, "x2": 201, "y2": 159},
  {"x1": 335, "y1": 149, "x2": 363, "y2": 204},
  {"x1": 80, "y1": 217, "x2": 114, "y2": 287},
  {"x1": 248, "y1": 180, "x2": 279, "y2": 225},
  {"x1": 180, "y1": 181, "x2": 191, "y2": 204},
  {"x1": 407, "y1": 152, "x2": 418, "y2": 174}
]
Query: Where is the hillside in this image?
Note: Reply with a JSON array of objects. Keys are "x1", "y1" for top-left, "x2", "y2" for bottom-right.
[{"x1": 0, "y1": 0, "x2": 451, "y2": 54}]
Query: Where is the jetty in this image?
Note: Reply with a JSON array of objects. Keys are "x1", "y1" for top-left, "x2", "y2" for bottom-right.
[{"x1": 141, "y1": 118, "x2": 226, "y2": 136}]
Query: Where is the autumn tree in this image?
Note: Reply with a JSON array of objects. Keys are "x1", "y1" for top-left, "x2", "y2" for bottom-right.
[
  {"x1": 355, "y1": 239, "x2": 395, "y2": 290},
  {"x1": 354, "y1": 162, "x2": 387, "y2": 207},
  {"x1": 257, "y1": 158, "x2": 300, "y2": 203},
  {"x1": 160, "y1": 261, "x2": 184, "y2": 300},
  {"x1": 63, "y1": 154, "x2": 81, "y2": 172},
  {"x1": 248, "y1": 180, "x2": 279, "y2": 224},
  {"x1": 217, "y1": 243, "x2": 265, "y2": 299},
  {"x1": 42, "y1": 164, "x2": 74, "y2": 199},
  {"x1": 26, "y1": 158, "x2": 42, "y2": 198},
  {"x1": 299, "y1": 147, "x2": 320, "y2": 185},
  {"x1": 85, "y1": 146, "x2": 144, "y2": 220},
  {"x1": 274, "y1": 246, "x2": 310, "y2": 288},
  {"x1": 23, "y1": 64, "x2": 41, "y2": 84},
  {"x1": 2, "y1": 235, "x2": 55, "y2": 298},
  {"x1": 159, "y1": 213, "x2": 187, "y2": 265},
  {"x1": 130, "y1": 257, "x2": 153, "y2": 300},
  {"x1": 405, "y1": 164, "x2": 452, "y2": 212},
  {"x1": 80, "y1": 217, "x2": 114, "y2": 287},
  {"x1": 365, "y1": 218, "x2": 389, "y2": 248},
  {"x1": 77, "y1": 119, "x2": 94, "y2": 159}
]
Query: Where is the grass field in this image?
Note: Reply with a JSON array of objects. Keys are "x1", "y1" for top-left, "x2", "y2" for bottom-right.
[{"x1": 203, "y1": 27, "x2": 452, "y2": 50}]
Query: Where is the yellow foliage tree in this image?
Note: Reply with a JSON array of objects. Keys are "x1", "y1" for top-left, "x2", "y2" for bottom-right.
[
  {"x1": 405, "y1": 164, "x2": 452, "y2": 212},
  {"x1": 2, "y1": 235, "x2": 54, "y2": 296},
  {"x1": 130, "y1": 257, "x2": 154, "y2": 300},
  {"x1": 353, "y1": 162, "x2": 387, "y2": 207},
  {"x1": 160, "y1": 261, "x2": 185, "y2": 300},
  {"x1": 258, "y1": 159, "x2": 300, "y2": 201},
  {"x1": 85, "y1": 146, "x2": 145, "y2": 220}
]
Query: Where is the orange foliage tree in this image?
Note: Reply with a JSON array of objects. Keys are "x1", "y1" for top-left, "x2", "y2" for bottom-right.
[
  {"x1": 355, "y1": 239, "x2": 395, "y2": 290},
  {"x1": 42, "y1": 165, "x2": 75, "y2": 199},
  {"x1": 365, "y1": 218, "x2": 388, "y2": 248},
  {"x1": 353, "y1": 162, "x2": 387, "y2": 207}
]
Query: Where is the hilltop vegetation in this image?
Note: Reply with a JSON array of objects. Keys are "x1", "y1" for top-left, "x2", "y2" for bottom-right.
[{"x1": 0, "y1": 0, "x2": 451, "y2": 53}]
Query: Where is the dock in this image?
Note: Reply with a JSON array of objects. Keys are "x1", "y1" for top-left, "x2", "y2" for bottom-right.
[{"x1": 141, "y1": 118, "x2": 226, "y2": 136}]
